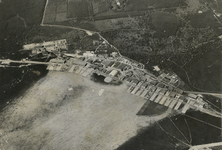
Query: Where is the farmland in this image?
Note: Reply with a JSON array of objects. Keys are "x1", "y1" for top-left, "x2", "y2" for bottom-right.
[
  {"x1": 42, "y1": 0, "x2": 186, "y2": 33},
  {"x1": 43, "y1": 0, "x2": 68, "y2": 24},
  {"x1": 67, "y1": 0, "x2": 90, "y2": 18}
]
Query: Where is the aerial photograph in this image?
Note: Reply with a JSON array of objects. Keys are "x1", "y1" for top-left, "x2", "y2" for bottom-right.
[{"x1": 0, "y1": 0, "x2": 221, "y2": 149}]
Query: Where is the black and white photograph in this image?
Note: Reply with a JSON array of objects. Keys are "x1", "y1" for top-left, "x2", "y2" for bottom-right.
[{"x1": 0, "y1": 0, "x2": 221, "y2": 149}]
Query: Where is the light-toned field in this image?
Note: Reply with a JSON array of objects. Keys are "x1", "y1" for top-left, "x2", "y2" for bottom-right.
[
  {"x1": 43, "y1": 0, "x2": 68, "y2": 24},
  {"x1": 0, "y1": 72, "x2": 171, "y2": 150}
]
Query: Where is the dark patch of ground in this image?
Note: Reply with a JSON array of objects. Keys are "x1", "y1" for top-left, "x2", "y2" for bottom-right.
[
  {"x1": 188, "y1": 11, "x2": 213, "y2": 28},
  {"x1": 0, "y1": 0, "x2": 46, "y2": 30},
  {"x1": 142, "y1": 101, "x2": 168, "y2": 116},
  {"x1": 67, "y1": 0, "x2": 89, "y2": 18},
  {"x1": 116, "y1": 117, "x2": 189, "y2": 150},
  {"x1": 90, "y1": 73, "x2": 123, "y2": 86},
  {"x1": 151, "y1": 11, "x2": 179, "y2": 38},
  {"x1": 182, "y1": 41, "x2": 222, "y2": 92},
  {"x1": 124, "y1": 0, "x2": 187, "y2": 11},
  {"x1": 90, "y1": 73, "x2": 109, "y2": 85},
  {"x1": 91, "y1": 0, "x2": 110, "y2": 15},
  {"x1": 117, "y1": 110, "x2": 221, "y2": 150},
  {"x1": 184, "y1": 111, "x2": 221, "y2": 145},
  {"x1": 187, "y1": 10, "x2": 222, "y2": 35},
  {"x1": 0, "y1": 65, "x2": 48, "y2": 112}
]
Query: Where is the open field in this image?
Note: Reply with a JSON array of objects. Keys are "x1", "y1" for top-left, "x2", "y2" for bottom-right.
[
  {"x1": 67, "y1": 0, "x2": 89, "y2": 18},
  {"x1": 94, "y1": 11, "x2": 145, "y2": 21},
  {"x1": 95, "y1": 17, "x2": 139, "y2": 31},
  {"x1": 57, "y1": 3, "x2": 67, "y2": 13},
  {"x1": 55, "y1": 13, "x2": 67, "y2": 22},
  {"x1": 43, "y1": 0, "x2": 68, "y2": 23},
  {"x1": 91, "y1": 0, "x2": 110, "y2": 15},
  {"x1": 120, "y1": 0, "x2": 186, "y2": 11},
  {"x1": 151, "y1": 11, "x2": 179, "y2": 38},
  {"x1": 44, "y1": 13, "x2": 56, "y2": 24},
  {"x1": 0, "y1": 72, "x2": 172, "y2": 150},
  {"x1": 0, "y1": 0, "x2": 46, "y2": 30}
]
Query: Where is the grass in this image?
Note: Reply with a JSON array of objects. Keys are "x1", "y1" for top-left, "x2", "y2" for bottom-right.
[
  {"x1": 67, "y1": 0, "x2": 89, "y2": 18},
  {"x1": 91, "y1": 0, "x2": 110, "y2": 15},
  {"x1": 125, "y1": 0, "x2": 187, "y2": 11},
  {"x1": 57, "y1": 3, "x2": 67, "y2": 13},
  {"x1": 44, "y1": 0, "x2": 68, "y2": 24},
  {"x1": 45, "y1": 6, "x2": 57, "y2": 14},
  {"x1": 151, "y1": 11, "x2": 179, "y2": 38},
  {"x1": 0, "y1": 0, "x2": 46, "y2": 28},
  {"x1": 44, "y1": 13, "x2": 56, "y2": 23},
  {"x1": 55, "y1": 13, "x2": 67, "y2": 22}
]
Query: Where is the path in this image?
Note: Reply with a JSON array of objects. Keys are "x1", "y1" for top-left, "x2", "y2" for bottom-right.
[
  {"x1": 40, "y1": 0, "x2": 123, "y2": 57},
  {"x1": 16, "y1": 14, "x2": 27, "y2": 28},
  {"x1": 189, "y1": 142, "x2": 222, "y2": 150},
  {"x1": 0, "y1": 59, "x2": 50, "y2": 65},
  {"x1": 184, "y1": 91, "x2": 222, "y2": 99}
]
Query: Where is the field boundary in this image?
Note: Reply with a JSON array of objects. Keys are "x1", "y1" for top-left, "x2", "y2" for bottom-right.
[
  {"x1": 41, "y1": 0, "x2": 49, "y2": 25},
  {"x1": 40, "y1": 0, "x2": 140, "y2": 61}
]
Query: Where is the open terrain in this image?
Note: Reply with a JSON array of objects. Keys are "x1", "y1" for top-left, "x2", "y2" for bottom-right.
[
  {"x1": 0, "y1": 0, "x2": 221, "y2": 149},
  {"x1": 0, "y1": 0, "x2": 46, "y2": 30},
  {"x1": 0, "y1": 72, "x2": 172, "y2": 150}
]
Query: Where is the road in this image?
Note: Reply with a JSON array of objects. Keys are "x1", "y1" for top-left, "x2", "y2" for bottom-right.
[
  {"x1": 189, "y1": 142, "x2": 222, "y2": 150},
  {"x1": 0, "y1": 59, "x2": 50, "y2": 65},
  {"x1": 184, "y1": 91, "x2": 222, "y2": 99}
]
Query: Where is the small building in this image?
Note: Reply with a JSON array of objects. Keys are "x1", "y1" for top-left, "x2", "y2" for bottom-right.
[
  {"x1": 93, "y1": 40, "x2": 100, "y2": 46},
  {"x1": 111, "y1": 52, "x2": 118, "y2": 57},
  {"x1": 23, "y1": 39, "x2": 68, "y2": 51},
  {"x1": 50, "y1": 59, "x2": 65, "y2": 64},
  {"x1": 153, "y1": 66, "x2": 160, "y2": 71},
  {"x1": 102, "y1": 61, "x2": 113, "y2": 68},
  {"x1": 188, "y1": 93, "x2": 198, "y2": 99},
  {"x1": 104, "y1": 77, "x2": 112, "y2": 83},
  {"x1": 109, "y1": 70, "x2": 118, "y2": 77},
  {"x1": 83, "y1": 51, "x2": 96, "y2": 58}
]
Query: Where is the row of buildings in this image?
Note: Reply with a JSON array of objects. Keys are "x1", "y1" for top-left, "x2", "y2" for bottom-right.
[
  {"x1": 45, "y1": 52, "x2": 207, "y2": 115},
  {"x1": 23, "y1": 39, "x2": 68, "y2": 57},
  {"x1": 2, "y1": 38, "x2": 219, "y2": 117},
  {"x1": 126, "y1": 79, "x2": 205, "y2": 114}
]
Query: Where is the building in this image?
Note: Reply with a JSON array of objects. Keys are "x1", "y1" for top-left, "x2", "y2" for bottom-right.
[
  {"x1": 23, "y1": 39, "x2": 68, "y2": 57},
  {"x1": 23, "y1": 39, "x2": 68, "y2": 51},
  {"x1": 109, "y1": 70, "x2": 118, "y2": 77},
  {"x1": 93, "y1": 40, "x2": 100, "y2": 46},
  {"x1": 104, "y1": 70, "x2": 119, "y2": 83},
  {"x1": 83, "y1": 51, "x2": 96, "y2": 58},
  {"x1": 153, "y1": 66, "x2": 160, "y2": 71}
]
